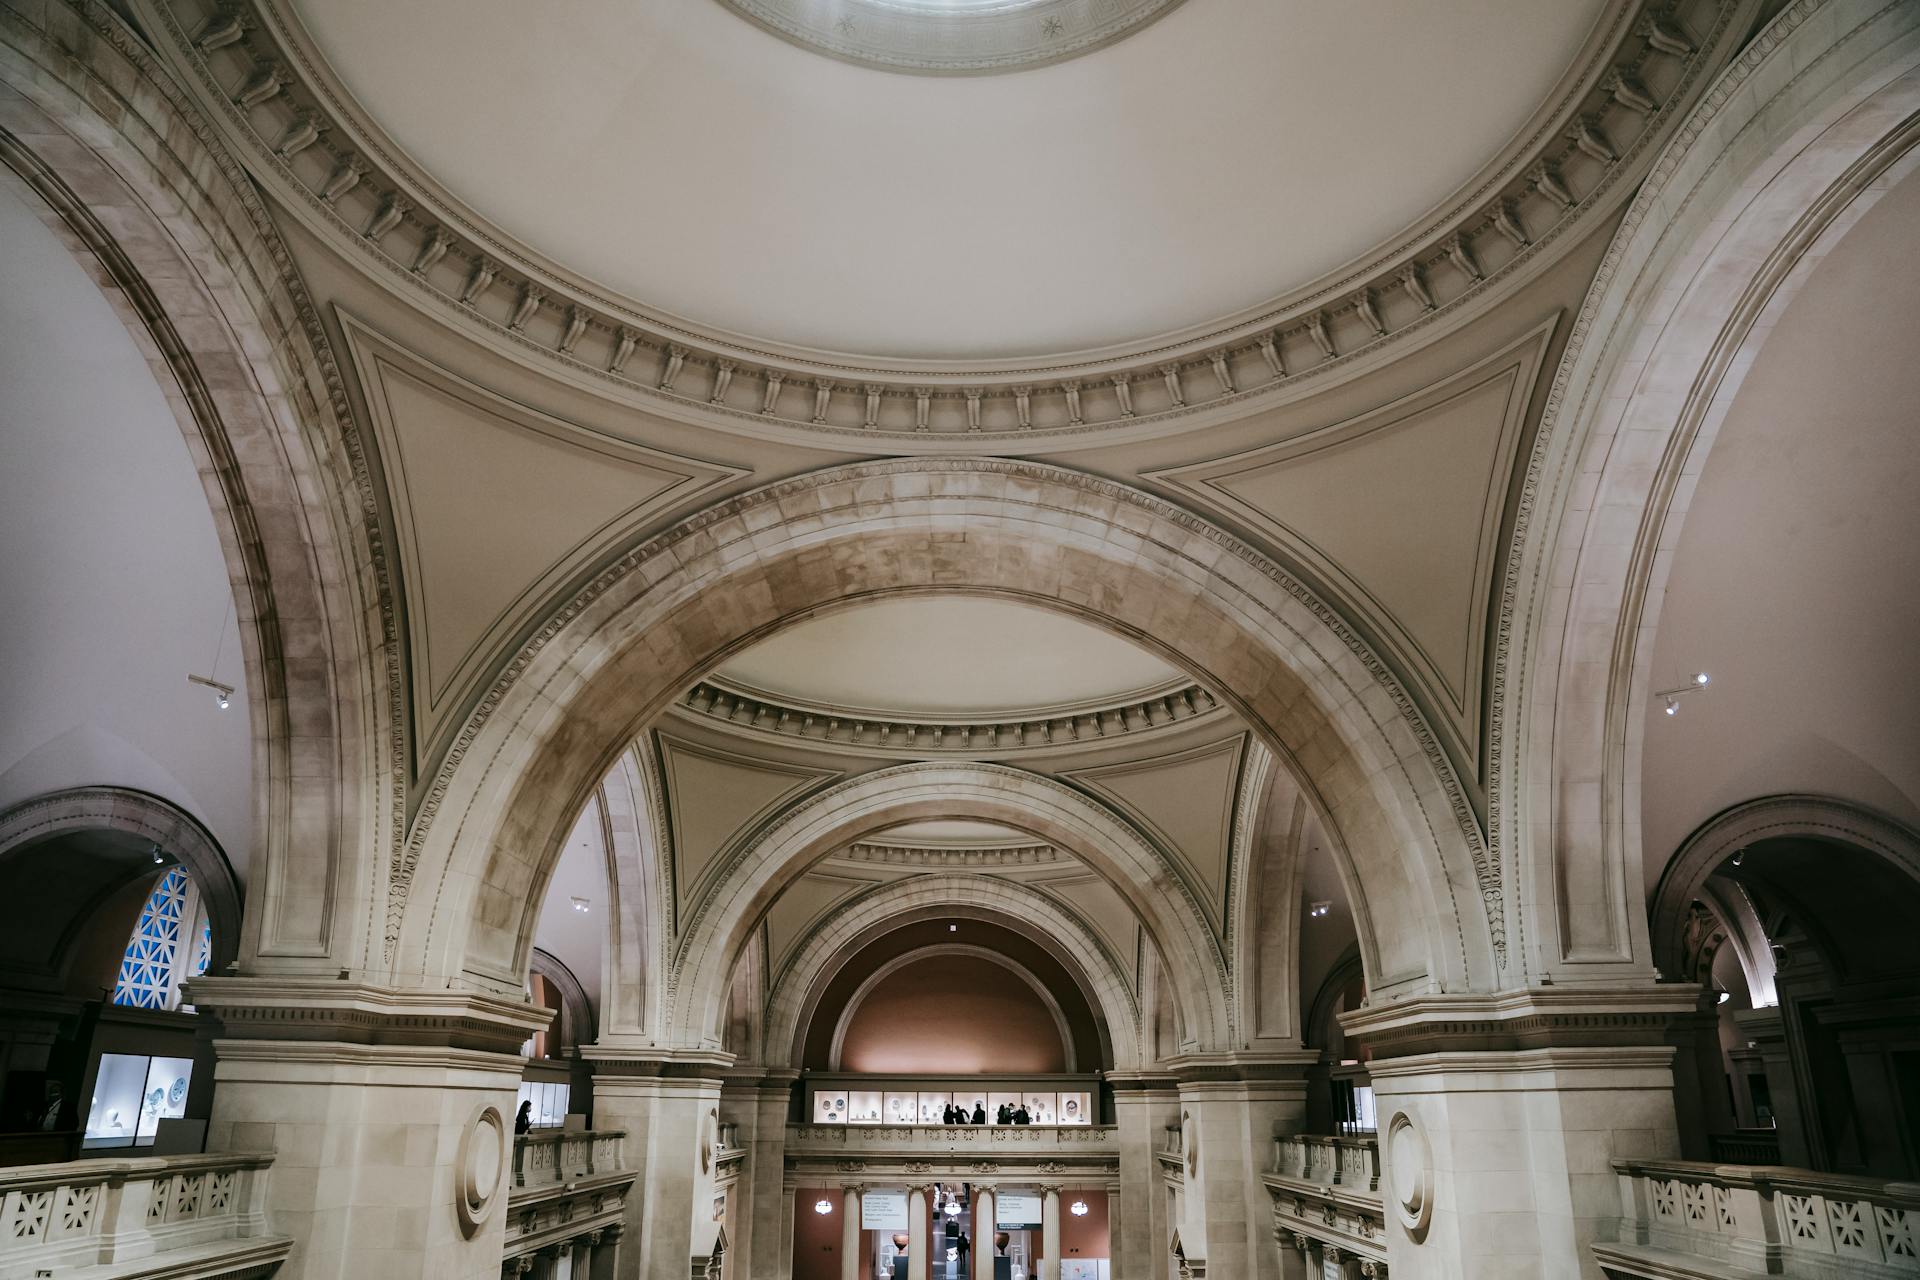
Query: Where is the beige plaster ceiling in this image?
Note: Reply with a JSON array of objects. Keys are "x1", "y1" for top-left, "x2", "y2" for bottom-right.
[
  {"x1": 867, "y1": 819, "x2": 1036, "y2": 845},
  {"x1": 1639, "y1": 162, "x2": 1920, "y2": 884},
  {"x1": 291, "y1": 0, "x2": 1605, "y2": 359},
  {"x1": 713, "y1": 596, "x2": 1184, "y2": 719}
]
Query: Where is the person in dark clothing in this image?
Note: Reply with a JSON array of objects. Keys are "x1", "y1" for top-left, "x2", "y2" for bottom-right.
[
  {"x1": 514, "y1": 1100, "x2": 533, "y2": 1134},
  {"x1": 996, "y1": 1103, "x2": 1012, "y2": 1124},
  {"x1": 971, "y1": 1102, "x2": 986, "y2": 1124},
  {"x1": 1013, "y1": 1105, "x2": 1031, "y2": 1125},
  {"x1": 942, "y1": 1103, "x2": 954, "y2": 1124}
]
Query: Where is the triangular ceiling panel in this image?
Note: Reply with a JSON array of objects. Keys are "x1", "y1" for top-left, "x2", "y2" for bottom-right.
[
  {"x1": 341, "y1": 311, "x2": 747, "y2": 776},
  {"x1": 763, "y1": 869, "x2": 883, "y2": 978},
  {"x1": 1147, "y1": 317, "x2": 1555, "y2": 776},
  {"x1": 1066, "y1": 733, "x2": 1247, "y2": 932},
  {"x1": 655, "y1": 732, "x2": 840, "y2": 927}
]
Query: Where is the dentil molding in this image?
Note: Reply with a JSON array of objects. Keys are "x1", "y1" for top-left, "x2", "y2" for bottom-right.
[{"x1": 134, "y1": 0, "x2": 1746, "y2": 449}]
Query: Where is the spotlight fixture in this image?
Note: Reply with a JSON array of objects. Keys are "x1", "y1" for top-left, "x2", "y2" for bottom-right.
[
  {"x1": 1716, "y1": 989, "x2": 1732, "y2": 1005},
  {"x1": 1070, "y1": 1200, "x2": 1089, "y2": 1217},
  {"x1": 1730, "y1": 849, "x2": 1745, "y2": 867},
  {"x1": 813, "y1": 1199, "x2": 833, "y2": 1215},
  {"x1": 187, "y1": 673, "x2": 235, "y2": 710},
  {"x1": 150, "y1": 843, "x2": 166, "y2": 865},
  {"x1": 570, "y1": 897, "x2": 591, "y2": 913},
  {"x1": 1656, "y1": 673, "x2": 1712, "y2": 717},
  {"x1": 949, "y1": 923, "x2": 958, "y2": 932},
  {"x1": 1309, "y1": 901, "x2": 1332, "y2": 918}
]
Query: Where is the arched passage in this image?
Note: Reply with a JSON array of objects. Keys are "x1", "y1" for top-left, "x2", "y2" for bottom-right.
[
  {"x1": 765, "y1": 873, "x2": 1140, "y2": 1070},
  {"x1": 670, "y1": 762, "x2": 1224, "y2": 1053},
  {"x1": 402, "y1": 459, "x2": 1494, "y2": 1028}
]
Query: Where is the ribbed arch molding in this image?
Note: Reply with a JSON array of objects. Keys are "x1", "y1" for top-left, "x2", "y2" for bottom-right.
[
  {"x1": 765, "y1": 876, "x2": 1142, "y2": 1072},
  {"x1": 401, "y1": 459, "x2": 1494, "y2": 1032}
]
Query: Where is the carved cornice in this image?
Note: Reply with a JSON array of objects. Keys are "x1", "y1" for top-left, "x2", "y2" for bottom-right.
[
  {"x1": 138, "y1": 0, "x2": 1740, "y2": 448},
  {"x1": 837, "y1": 843, "x2": 1063, "y2": 867},
  {"x1": 186, "y1": 978, "x2": 553, "y2": 1056},
  {"x1": 1338, "y1": 985, "x2": 1708, "y2": 1060},
  {"x1": 680, "y1": 676, "x2": 1222, "y2": 754}
]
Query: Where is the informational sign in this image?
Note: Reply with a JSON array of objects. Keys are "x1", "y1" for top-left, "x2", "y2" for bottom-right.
[
  {"x1": 861, "y1": 1191, "x2": 909, "y2": 1231},
  {"x1": 996, "y1": 1193, "x2": 1043, "y2": 1229}
]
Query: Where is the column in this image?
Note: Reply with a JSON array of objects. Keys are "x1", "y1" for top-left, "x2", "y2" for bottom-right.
[
  {"x1": 1110, "y1": 1076, "x2": 1180, "y2": 1279},
  {"x1": 582, "y1": 1054, "x2": 725, "y2": 1280},
  {"x1": 1345, "y1": 987, "x2": 1697, "y2": 1280},
  {"x1": 192, "y1": 977, "x2": 548, "y2": 1280},
  {"x1": 1173, "y1": 1058, "x2": 1315, "y2": 1280},
  {"x1": 1040, "y1": 1186, "x2": 1061, "y2": 1280},
  {"x1": 971, "y1": 1187, "x2": 995, "y2": 1280},
  {"x1": 587, "y1": 1226, "x2": 622, "y2": 1280},
  {"x1": 908, "y1": 1185, "x2": 930, "y2": 1280},
  {"x1": 726, "y1": 1069, "x2": 798, "y2": 1279},
  {"x1": 842, "y1": 1185, "x2": 862, "y2": 1280}
]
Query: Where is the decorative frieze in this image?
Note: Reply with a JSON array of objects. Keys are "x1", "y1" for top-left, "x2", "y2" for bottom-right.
[{"x1": 147, "y1": 0, "x2": 1740, "y2": 443}]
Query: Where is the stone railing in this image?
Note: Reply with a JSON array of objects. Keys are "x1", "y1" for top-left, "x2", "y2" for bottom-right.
[
  {"x1": 1272, "y1": 1134, "x2": 1381, "y2": 1193},
  {"x1": 1709, "y1": 1130, "x2": 1783, "y2": 1165},
  {"x1": 0, "y1": 1152, "x2": 290, "y2": 1276},
  {"x1": 1265, "y1": 1136, "x2": 1385, "y2": 1275},
  {"x1": 511, "y1": 1127, "x2": 625, "y2": 1188},
  {"x1": 787, "y1": 1124, "x2": 1117, "y2": 1156},
  {"x1": 1597, "y1": 1159, "x2": 1920, "y2": 1279},
  {"x1": 506, "y1": 1131, "x2": 635, "y2": 1279}
]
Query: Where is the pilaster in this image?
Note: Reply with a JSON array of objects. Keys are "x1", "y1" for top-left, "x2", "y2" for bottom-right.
[
  {"x1": 722, "y1": 1068, "x2": 799, "y2": 1280},
  {"x1": 581, "y1": 1049, "x2": 729, "y2": 1280},
  {"x1": 1168, "y1": 1055, "x2": 1316, "y2": 1280},
  {"x1": 188, "y1": 977, "x2": 551, "y2": 1280},
  {"x1": 1342, "y1": 986, "x2": 1697, "y2": 1280},
  {"x1": 1109, "y1": 1075, "x2": 1179, "y2": 1279}
]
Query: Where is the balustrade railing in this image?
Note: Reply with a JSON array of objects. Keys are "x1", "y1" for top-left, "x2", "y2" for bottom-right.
[
  {"x1": 1271, "y1": 1134, "x2": 1381, "y2": 1196},
  {"x1": 0, "y1": 1151, "x2": 287, "y2": 1275},
  {"x1": 512, "y1": 1128, "x2": 627, "y2": 1188},
  {"x1": 787, "y1": 1123, "x2": 1117, "y2": 1153},
  {"x1": 1600, "y1": 1158, "x2": 1920, "y2": 1278}
]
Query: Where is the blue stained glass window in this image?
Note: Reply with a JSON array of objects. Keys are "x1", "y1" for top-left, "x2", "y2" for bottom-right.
[
  {"x1": 192, "y1": 918, "x2": 212, "y2": 977},
  {"x1": 111, "y1": 867, "x2": 188, "y2": 1010}
]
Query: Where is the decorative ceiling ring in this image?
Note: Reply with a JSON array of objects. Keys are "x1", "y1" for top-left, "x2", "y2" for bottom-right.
[
  {"x1": 716, "y1": 0, "x2": 1188, "y2": 75},
  {"x1": 679, "y1": 675, "x2": 1222, "y2": 754},
  {"x1": 140, "y1": 0, "x2": 1746, "y2": 446}
]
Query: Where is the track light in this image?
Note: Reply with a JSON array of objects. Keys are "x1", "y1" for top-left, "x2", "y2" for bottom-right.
[
  {"x1": 1730, "y1": 849, "x2": 1745, "y2": 867},
  {"x1": 188, "y1": 673, "x2": 235, "y2": 710},
  {"x1": 1309, "y1": 901, "x2": 1332, "y2": 918},
  {"x1": 570, "y1": 897, "x2": 591, "y2": 913},
  {"x1": 150, "y1": 844, "x2": 166, "y2": 865},
  {"x1": 1656, "y1": 673, "x2": 1712, "y2": 717},
  {"x1": 948, "y1": 923, "x2": 958, "y2": 932}
]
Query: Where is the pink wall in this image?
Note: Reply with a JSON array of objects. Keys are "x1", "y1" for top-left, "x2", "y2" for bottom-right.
[
  {"x1": 839, "y1": 954, "x2": 1066, "y2": 1073},
  {"x1": 793, "y1": 1189, "x2": 842, "y2": 1280},
  {"x1": 1059, "y1": 1189, "x2": 1110, "y2": 1264}
]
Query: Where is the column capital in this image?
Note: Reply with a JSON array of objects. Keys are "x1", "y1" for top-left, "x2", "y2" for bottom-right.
[
  {"x1": 1339, "y1": 984, "x2": 1707, "y2": 1061},
  {"x1": 186, "y1": 975, "x2": 549, "y2": 1056}
]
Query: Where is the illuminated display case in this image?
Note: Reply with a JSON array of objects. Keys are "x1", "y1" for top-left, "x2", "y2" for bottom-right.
[
  {"x1": 916, "y1": 1091, "x2": 951, "y2": 1122},
  {"x1": 83, "y1": 1053, "x2": 191, "y2": 1149},
  {"x1": 515, "y1": 1078, "x2": 571, "y2": 1128},
  {"x1": 812, "y1": 1090, "x2": 849, "y2": 1123},
  {"x1": 847, "y1": 1090, "x2": 883, "y2": 1124},
  {"x1": 1057, "y1": 1091, "x2": 1091, "y2": 1124}
]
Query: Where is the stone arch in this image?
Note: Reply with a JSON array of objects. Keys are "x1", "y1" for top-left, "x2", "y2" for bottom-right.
[
  {"x1": 764, "y1": 873, "x2": 1141, "y2": 1070},
  {"x1": 670, "y1": 762, "x2": 1224, "y2": 1054},
  {"x1": 0, "y1": 5, "x2": 391, "y2": 970},
  {"x1": 593, "y1": 747, "x2": 669, "y2": 1040},
  {"x1": 403, "y1": 458, "x2": 1493, "y2": 1021},
  {"x1": 0, "y1": 785, "x2": 245, "y2": 977},
  {"x1": 1648, "y1": 794, "x2": 1920, "y2": 994},
  {"x1": 528, "y1": 946, "x2": 596, "y2": 1053},
  {"x1": 1490, "y1": 5, "x2": 1920, "y2": 981}
]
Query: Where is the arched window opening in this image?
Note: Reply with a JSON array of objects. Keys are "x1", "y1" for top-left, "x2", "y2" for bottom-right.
[{"x1": 110, "y1": 864, "x2": 212, "y2": 1012}]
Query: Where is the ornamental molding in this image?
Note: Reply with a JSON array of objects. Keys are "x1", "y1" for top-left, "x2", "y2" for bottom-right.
[
  {"x1": 717, "y1": 0, "x2": 1187, "y2": 75},
  {"x1": 680, "y1": 676, "x2": 1222, "y2": 755},
  {"x1": 838, "y1": 843, "x2": 1063, "y2": 867},
  {"x1": 137, "y1": 0, "x2": 1740, "y2": 449}
]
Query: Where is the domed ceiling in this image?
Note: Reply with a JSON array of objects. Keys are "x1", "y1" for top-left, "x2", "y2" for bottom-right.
[
  {"x1": 713, "y1": 596, "x2": 1183, "y2": 718},
  {"x1": 292, "y1": 0, "x2": 1607, "y2": 359}
]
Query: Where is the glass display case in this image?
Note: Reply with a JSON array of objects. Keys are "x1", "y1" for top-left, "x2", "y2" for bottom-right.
[
  {"x1": 847, "y1": 1089, "x2": 883, "y2": 1124},
  {"x1": 1022, "y1": 1091, "x2": 1056, "y2": 1124},
  {"x1": 812, "y1": 1090, "x2": 849, "y2": 1123},
  {"x1": 515, "y1": 1078, "x2": 571, "y2": 1128},
  {"x1": 916, "y1": 1091, "x2": 951, "y2": 1122},
  {"x1": 1056, "y1": 1091, "x2": 1091, "y2": 1124},
  {"x1": 988, "y1": 1091, "x2": 1021, "y2": 1120},
  {"x1": 83, "y1": 1052, "x2": 192, "y2": 1149}
]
